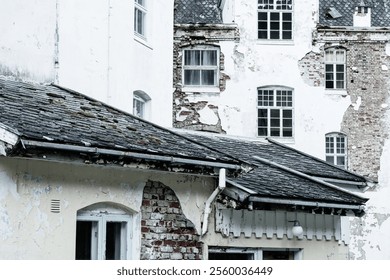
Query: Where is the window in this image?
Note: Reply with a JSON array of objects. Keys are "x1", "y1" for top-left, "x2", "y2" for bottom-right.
[
  {"x1": 133, "y1": 91, "x2": 151, "y2": 119},
  {"x1": 183, "y1": 47, "x2": 219, "y2": 87},
  {"x1": 257, "y1": 0, "x2": 293, "y2": 40},
  {"x1": 208, "y1": 247, "x2": 302, "y2": 260},
  {"x1": 325, "y1": 132, "x2": 347, "y2": 168},
  {"x1": 75, "y1": 205, "x2": 132, "y2": 260},
  {"x1": 257, "y1": 87, "x2": 293, "y2": 137},
  {"x1": 325, "y1": 48, "x2": 346, "y2": 89},
  {"x1": 134, "y1": 0, "x2": 146, "y2": 37}
]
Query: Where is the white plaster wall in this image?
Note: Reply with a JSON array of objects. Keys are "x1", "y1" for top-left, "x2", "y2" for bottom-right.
[
  {"x1": 0, "y1": 0, "x2": 174, "y2": 127},
  {"x1": 349, "y1": 101, "x2": 390, "y2": 259},
  {"x1": 0, "y1": 157, "x2": 214, "y2": 259},
  {"x1": 0, "y1": 0, "x2": 57, "y2": 83}
]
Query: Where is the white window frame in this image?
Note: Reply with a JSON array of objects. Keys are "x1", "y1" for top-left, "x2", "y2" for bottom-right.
[
  {"x1": 325, "y1": 132, "x2": 347, "y2": 169},
  {"x1": 76, "y1": 208, "x2": 132, "y2": 260},
  {"x1": 134, "y1": 0, "x2": 147, "y2": 38},
  {"x1": 133, "y1": 90, "x2": 151, "y2": 119},
  {"x1": 257, "y1": 86, "x2": 294, "y2": 138},
  {"x1": 182, "y1": 46, "x2": 220, "y2": 89},
  {"x1": 208, "y1": 247, "x2": 302, "y2": 260},
  {"x1": 325, "y1": 48, "x2": 346, "y2": 90},
  {"x1": 257, "y1": 0, "x2": 293, "y2": 41}
]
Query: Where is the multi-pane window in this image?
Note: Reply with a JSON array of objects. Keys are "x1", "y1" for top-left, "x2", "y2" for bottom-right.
[
  {"x1": 258, "y1": 0, "x2": 293, "y2": 40},
  {"x1": 183, "y1": 48, "x2": 219, "y2": 86},
  {"x1": 325, "y1": 48, "x2": 346, "y2": 89},
  {"x1": 76, "y1": 210, "x2": 132, "y2": 260},
  {"x1": 325, "y1": 133, "x2": 347, "y2": 168},
  {"x1": 134, "y1": 0, "x2": 146, "y2": 37},
  {"x1": 257, "y1": 87, "x2": 293, "y2": 137}
]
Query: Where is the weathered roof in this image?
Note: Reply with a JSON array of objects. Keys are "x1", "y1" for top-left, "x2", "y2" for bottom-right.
[
  {"x1": 319, "y1": 0, "x2": 390, "y2": 27},
  {"x1": 174, "y1": 0, "x2": 222, "y2": 24},
  {"x1": 177, "y1": 130, "x2": 368, "y2": 206},
  {"x1": 0, "y1": 78, "x2": 238, "y2": 167}
]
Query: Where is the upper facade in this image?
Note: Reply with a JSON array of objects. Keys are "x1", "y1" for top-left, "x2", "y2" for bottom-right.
[{"x1": 0, "y1": 0, "x2": 174, "y2": 127}]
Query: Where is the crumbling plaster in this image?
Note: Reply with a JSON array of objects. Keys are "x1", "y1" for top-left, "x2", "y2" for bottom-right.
[{"x1": 0, "y1": 157, "x2": 215, "y2": 259}]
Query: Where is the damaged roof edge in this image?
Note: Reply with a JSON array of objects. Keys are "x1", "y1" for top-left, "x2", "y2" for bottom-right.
[
  {"x1": 20, "y1": 139, "x2": 242, "y2": 171},
  {"x1": 252, "y1": 155, "x2": 369, "y2": 203},
  {"x1": 266, "y1": 138, "x2": 370, "y2": 183}
]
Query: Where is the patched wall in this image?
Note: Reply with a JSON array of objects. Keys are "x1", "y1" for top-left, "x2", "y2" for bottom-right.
[
  {"x1": 173, "y1": 25, "x2": 239, "y2": 133},
  {"x1": 141, "y1": 180, "x2": 203, "y2": 260}
]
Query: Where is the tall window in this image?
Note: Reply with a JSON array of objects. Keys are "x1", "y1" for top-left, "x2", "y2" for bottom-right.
[
  {"x1": 257, "y1": 87, "x2": 293, "y2": 137},
  {"x1": 258, "y1": 0, "x2": 293, "y2": 40},
  {"x1": 133, "y1": 91, "x2": 151, "y2": 119},
  {"x1": 76, "y1": 205, "x2": 132, "y2": 260},
  {"x1": 325, "y1": 132, "x2": 347, "y2": 168},
  {"x1": 325, "y1": 48, "x2": 346, "y2": 89},
  {"x1": 183, "y1": 47, "x2": 219, "y2": 87},
  {"x1": 134, "y1": 0, "x2": 146, "y2": 37}
]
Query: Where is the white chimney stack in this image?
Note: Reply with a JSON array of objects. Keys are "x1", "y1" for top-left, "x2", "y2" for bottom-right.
[{"x1": 353, "y1": 0, "x2": 371, "y2": 27}]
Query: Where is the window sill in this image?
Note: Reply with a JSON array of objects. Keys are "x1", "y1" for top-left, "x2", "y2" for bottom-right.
[
  {"x1": 325, "y1": 89, "x2": 348, "y2": 96},
  {"x1": 134, "y1": 34, "x2": 153, "y2": 50},
  {"x1": 256, "y1": 40, "x2": 295, "y2": 46},
  {"x1": 181, "y1": 86, "x2": 220, "y2": 94}
]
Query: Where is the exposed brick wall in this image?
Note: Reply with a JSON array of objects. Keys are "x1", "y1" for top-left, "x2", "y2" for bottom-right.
[
  {"x1": 172, "y1": 25, "x2": 239, "y2": 132},
  {"x1": 140, "y1": 181, "x2": 203, "y2": 260},
  {"x1": 298, "y1": 51, "x2": 325, "y2": 87},
  {"x1": 312, "y1": 30, "x2": 390, "y2": 181}
]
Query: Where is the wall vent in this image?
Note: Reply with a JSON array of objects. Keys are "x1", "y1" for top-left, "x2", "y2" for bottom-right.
[{"x1": 50, "y1": 199, "x2": 61, "y2": 213}]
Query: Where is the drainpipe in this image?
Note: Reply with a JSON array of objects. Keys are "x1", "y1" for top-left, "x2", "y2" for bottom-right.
[{"x1": 201, "y1": 168, "x2": 226, "y2": 236}]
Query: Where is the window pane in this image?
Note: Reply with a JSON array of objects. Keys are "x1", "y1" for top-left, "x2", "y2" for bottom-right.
[
  {"x1": 202, "y1": 50, "x2": 217, "y2": 66},
  {"x1": 282, "y1": 128, "x2": 292, "y2": 137},
  {"x1": 337, "y1": 156, "x2": 345, "y2": 167},
  {"x1": 184, "y1": 70, "x2": 200, "y2": 85},
  {"x1": 270, "y1": 31, "x2": 280, "y2": 39},
  {"x1": 106, "y1": 222, "x2": 123, "y2": 260},
  {"x1": 282, "y1": 12, "x2": 292, "y2": 21},
  {"x1": 201, "y1": 70, "x2": 216, "y2": 85},
  {"x1": 270, "y1": 128, "x2": 280, "y2": 136},
  {"x1": 76, "y1": 221, "x2": 98, "y2": 260},
  {"x1": 184, "y1": 50, "x2": 201, "y2": 65},
  {"x1": 270, "y1": 12, "x2": 280, "y2": 20},
  {"x1": 326, "y1": 156, "x2": 334, "y2": 165},
  {"x1": 258, "y1": 12, "x2": 268, "y2": 20}
]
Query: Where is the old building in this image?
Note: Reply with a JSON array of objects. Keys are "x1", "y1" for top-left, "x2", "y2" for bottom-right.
[
  {"x1": 0, "y1": 78, "x2": 368, "y2": 259},
  {"x1": 0, "y1": 0, "x2": 174, "y2": 126},
  {"x1": 172, "y1": 0, "x2": 390, "y2": 259}
]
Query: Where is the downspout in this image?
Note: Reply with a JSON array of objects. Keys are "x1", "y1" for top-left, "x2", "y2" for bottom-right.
[{"x1": 201, "y1": 168, "x2": 226, "y2": 236}]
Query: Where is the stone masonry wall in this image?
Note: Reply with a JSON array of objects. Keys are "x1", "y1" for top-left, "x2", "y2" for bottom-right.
[{"x1": 140, "y1": 180, "x2": 203, "y2": 260}]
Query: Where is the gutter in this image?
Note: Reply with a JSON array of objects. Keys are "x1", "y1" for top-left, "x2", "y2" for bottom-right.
[
  {"x1": 21, "y1": 140, "x2": 242, "y2": 170},
  {"x1": 248, "y1": 196, "x2": 365, "y2": 212},
  {"x1": 201, "y1": 168, "x2": 226, "y2": 236}
]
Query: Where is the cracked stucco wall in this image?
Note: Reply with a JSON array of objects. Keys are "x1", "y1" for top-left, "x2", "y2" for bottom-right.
[
  {"x1": 0, "y1": 157, "x2": 215, "y2": 259},
  {"x1": 301, "y1": 29, "x2": 390, "y2": 259}
]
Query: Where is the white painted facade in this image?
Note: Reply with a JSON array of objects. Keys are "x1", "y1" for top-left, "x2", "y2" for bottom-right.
[
  {"x1": 184, "y1": 0, "x2": 390, "y2": 260},
  {"x1": 0, "y1": 156, "x2": 352, "y2": 260},
  {"x1": 0, "y1": 0, "x2": 174, "y2": 127}
]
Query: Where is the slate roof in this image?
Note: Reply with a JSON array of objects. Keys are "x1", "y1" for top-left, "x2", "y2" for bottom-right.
[
  {"x1": 0, "y1": 78, "x2": 237, "y2": 166},
  {"x1": 177, "y1": 130, "x2": 368, "y2": 206},
  {"x1": 174, "y1": 0, "x2": 222, "y2": 24},
  {"x1": 319, "y1": 0, "x2": 390, "y2": 27}
]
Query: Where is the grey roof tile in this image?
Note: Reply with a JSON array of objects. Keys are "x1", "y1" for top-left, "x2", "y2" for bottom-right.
[
  {"x1": 177, "y1": 131, "x2": 367, "y2": 205},
  {"x1": 319, "y1": 0, "x2": 390, "y2": 27},
  {"x1": 0, "y1": 78, "x2": 237, "y2": 165},
  {"x1": 174, "y1": 0, "x2": 222, "y2": 24}
]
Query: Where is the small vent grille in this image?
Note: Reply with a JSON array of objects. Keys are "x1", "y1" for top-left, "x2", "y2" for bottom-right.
[{"x1": 50, "y1": 199, "x2": 61, "y2": 213}]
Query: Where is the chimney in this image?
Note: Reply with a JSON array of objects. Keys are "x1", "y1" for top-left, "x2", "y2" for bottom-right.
[{"x1": 353, "y1": 0, "x2": 371, "y2": 27}]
